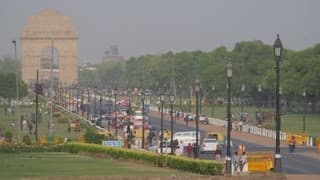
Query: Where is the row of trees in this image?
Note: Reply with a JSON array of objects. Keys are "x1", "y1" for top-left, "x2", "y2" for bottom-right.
[
  {"x1": 79, "y1": 40, "x2": 320, "y2": 101},
  {"x1": 0, "y1": 57, "x2": 27, "y2": 98}
]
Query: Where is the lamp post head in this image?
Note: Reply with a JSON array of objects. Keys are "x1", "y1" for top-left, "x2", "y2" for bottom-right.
[
  {"x1": 273, "y1": 34, "x2": 283, "y2": 59},
  {"x1": 12, "y1": 40, "x2": 16, "y2": 45},
  {"x1": 258, "y1": 84, "x2": 262, "y2": 93},
  {"x1": 241, "y1": 84, "x2": 245, "y2": 92},
  {"x1": 227, "y1": 61, "x2": 232, "y2": 78},
  {"x1": 141, "y1": 91, "x2": 145, "y2": 101},
  {"x1": 169, "y1": 94, "x2": 175, "y2": 104},
  {"x1": 194, "y1": 80, "x2": 200, "y2": 93},
  {"x1": 127, "y1": 89, "x2": 131, "y2": 98},
  {"x1": 160, "y1": 93, "x2": 165, "y2": 103}
]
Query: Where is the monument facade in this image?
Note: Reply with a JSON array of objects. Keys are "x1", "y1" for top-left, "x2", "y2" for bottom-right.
[{"x1": 21, "y1": 8, "x2": 78, "y2": 86}]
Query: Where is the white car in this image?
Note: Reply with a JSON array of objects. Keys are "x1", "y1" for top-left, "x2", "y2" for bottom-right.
[
  {"x1": 200, "y1": 138, "x2": 219, "y2": 153},
  {"x1": 156, "y1": 141, "x2": 172, "y2": 154}
]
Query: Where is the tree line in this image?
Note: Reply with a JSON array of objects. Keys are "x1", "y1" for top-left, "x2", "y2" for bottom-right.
[
  {"x1": 0, "y1": 57, "x2": 27, "y2": 99},
  {"x1": 79, "y1": 40, "x2": 320, "y2": 101}
]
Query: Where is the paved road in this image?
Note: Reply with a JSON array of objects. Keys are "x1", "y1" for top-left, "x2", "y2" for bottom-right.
[
  {"x1": 84, "y1": 98, "x2": 320, "y2": 174},
  {"x1": 147, "y1": 113, "x2": 320, "y2": 174}
]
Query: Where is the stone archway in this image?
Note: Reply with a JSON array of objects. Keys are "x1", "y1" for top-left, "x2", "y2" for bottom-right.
[{"x1": 21, "y1": 8, "x2": 78, "y2": 86}]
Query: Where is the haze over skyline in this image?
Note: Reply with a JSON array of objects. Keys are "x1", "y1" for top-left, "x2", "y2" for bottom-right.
[{"x1": 1, "y1": 0, "x2": 320, "y2": 63}]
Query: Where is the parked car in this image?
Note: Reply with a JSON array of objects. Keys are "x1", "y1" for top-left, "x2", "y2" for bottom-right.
[
  {"x1": 199, "y1": 115, "x2": 209, "y2": 124},
  {"x1": 183, "y1": 114, "x2": 194, "y2": 121},
  {"x1": 200, "y1": 138, "x2": 219, "y2": 153}
]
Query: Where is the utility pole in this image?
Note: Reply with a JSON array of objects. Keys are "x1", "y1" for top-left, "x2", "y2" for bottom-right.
[
  {"x1": 49, "y1": 38, "x2": 54, "y2": 135},
  {"x1": 12, "y1": 40, "x2": 20, "y2": 143},
  {"x1": 35, "y1": 70, "x2": 40, "y2": 143}
]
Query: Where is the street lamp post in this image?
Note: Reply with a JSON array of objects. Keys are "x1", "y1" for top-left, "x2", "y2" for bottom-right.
[
  {"x1": 114, "y1": 89, "x2": 118, "y2": 138},
  {"x1": 160, "y1": 93, "x2": 165, "y2": 153},
  {"x1": 211, "y1": 85, "x2": 215, "y2": 117},
  {"x1": 76, "y1": 88, "x2": 79, "y2": 114},
  {"x1": 99, "y1": 91, "x2": 102, "y2": 126},
  {"x1": 241, "y1": 83, "x2": 245, "y2": 113},
  {"x1": 107, "y1": 90, "x2": 111, "y2": 132},
  {"x1": 179, "y1": 85, "x2": 182, "y2": 116},
  {"x1": 194, "y1": 79, "x2": 200, "y2": 159},
  {"x1": 273, "y1": 34, "x2": 283, "y2": 174},
  {"x1": 226, "y1": 61, "x2": 233, "y2": 176},
  {"x1": 258, "y1": 84, "x2": 262, "y2": 114},
  {"x1": 169, "y1": 93, "x2": 175, "y2": 154},
  {"x1": 81, "y1": 89, "x2": 84, "y2": 117},
  {"x1": 141, "y1": 90, "x2": 145, "y2": 149},
  {"x1": 87, "y1": 88, "x2": 90, "y2": 120},
  {"x1": 127, "y1": 90, "x2": 132, "y2": 149},
  {"x1": 302, "y1": 89, "x2": 306, "y2": 133},
  {"x1": 94, "y1": 86, "x2": 97, "y2": 116},
  {"x1": 64, "y1": 83, "x2": 67, "y2": 108},
  {"x1": 12, "y1": 40, "x2": 20, "y2": 143},
  {"x1": 68, "y1": 85, "x2": 71, "y2": 112}
]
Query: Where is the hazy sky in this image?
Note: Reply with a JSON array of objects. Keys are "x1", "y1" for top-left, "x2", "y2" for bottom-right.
[{"x1": 1, "y1": 0, "x2": 320, "y2": 62}]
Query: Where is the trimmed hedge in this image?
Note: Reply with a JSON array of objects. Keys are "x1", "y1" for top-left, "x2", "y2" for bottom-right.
[
  {"x1": 64, "y1": 143, "x2": 224, "y2": 175},
  {"x1": 0, "y1": 143, "x2": 64, "y2": 153}
]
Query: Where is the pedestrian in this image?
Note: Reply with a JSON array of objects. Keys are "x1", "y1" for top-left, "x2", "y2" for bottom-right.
[
  {"x1": 232, "y1": 151, "x2": 240, "y2": 175},
  {"x1": 215, "y1": 144, "x2": 222, "y2": 162},
  {"x1": 20, "y1": 115, "x2": 24, "y2": 130},
  {"x1": 28, "y1": 122, "x2": 33, "y2": 135},
  {"x1": 239, "y1": 120, "x2": 243, "y2": 132},
  {"x1": 186, "y1": 143, "x2": 193, "y2": 158},
  {"x1": 177, "y1": 140, "x2": 184, "y2": 156},
  {"x1": 192, "y1": 143, "x2": 197, "y2": 158},
  {"x1": 239, "y1": 151, "x2": 247, "y2": 174}
]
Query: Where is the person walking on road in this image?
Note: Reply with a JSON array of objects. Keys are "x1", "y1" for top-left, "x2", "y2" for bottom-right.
[
  {"x1": 239, "y1": 151, "x2": 247, "y2": 174},
  {"x1": 232, "y1": 151, "x2": 240, "y2": 175}
]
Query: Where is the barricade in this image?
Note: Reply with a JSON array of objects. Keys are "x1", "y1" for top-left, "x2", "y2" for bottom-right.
[
  {"x1": 316, "y1": 137, "x2": 320, "y2": 153},
  {"x1": 55, "y1": 136, "x2": 64, "y2": 144},
  {"x1": 78, "y1": 136, "x2": 85, "y2": 143},
  {"x1": 247, "y1": 151, "x2": 274, "y2": 172},
  {"x1": 286, "y1": 132, "x2": 308, "y2": 145},
  {"x1": 40, "y1": 136, "x2": 47, "y2": 145}
]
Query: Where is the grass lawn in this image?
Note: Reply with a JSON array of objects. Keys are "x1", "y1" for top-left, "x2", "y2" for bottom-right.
[
  {"x1": 0, "y1": 152, "x2": 194, "y2": 179},
  {"x1": 197, "y1": 104, "x2": 320, "y2": 137},
  {"x1": 0, "y1": 101, "x2": 87, "y2": 143}
]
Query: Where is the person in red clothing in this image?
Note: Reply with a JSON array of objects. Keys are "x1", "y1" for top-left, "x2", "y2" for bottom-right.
[
  {"x1": 215, "y1": 144, "x2": 222, "y2": 161},
  {"x1": 186, "y1": 143, "x2": 193, "y2": 158}
]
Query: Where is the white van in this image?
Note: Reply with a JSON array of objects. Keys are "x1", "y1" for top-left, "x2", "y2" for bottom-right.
[{"x1": 173, "y1": 131, "x2": 201, "y2": 147}]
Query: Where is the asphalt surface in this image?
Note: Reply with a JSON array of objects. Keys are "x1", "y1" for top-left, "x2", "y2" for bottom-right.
[
  {"x1": 84, "y1": 98, "x2": 320, "y2": 175},
  {"x1": 147, "y1": 113, "x2": 320, "y2": 175}
]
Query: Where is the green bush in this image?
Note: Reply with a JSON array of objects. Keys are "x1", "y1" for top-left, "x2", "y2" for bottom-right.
[
  {"x1": 0, "y1": 143, "x2": 64, "y2": 153},
  {"x1": 58, "y1": 115, "x2": 68, "y2": 123},
  {"x1": 84, "y1": 131, "x2": 106, "y2": 144},
  {"x1": 22, "y1": 135, "x2": 31, "y2": 145},
  {"x1": 4, "y1": 131, "x2": 13, "y2": 142},
  {"x1": 53, "y1": 112, "x2": 61, "y2": 118},
  {"x1": 64, "y1": 143, "x2": 223, "y2": 175}
]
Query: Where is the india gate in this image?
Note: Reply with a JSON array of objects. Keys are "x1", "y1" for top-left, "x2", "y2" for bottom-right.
[{"x1": 21, "y1": 8, "x2": 78, "y2": 86}]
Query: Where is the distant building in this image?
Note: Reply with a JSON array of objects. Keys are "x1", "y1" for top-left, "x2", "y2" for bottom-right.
[{"x1": 102, "y1": 45, "x2": 124, "y2": 63}]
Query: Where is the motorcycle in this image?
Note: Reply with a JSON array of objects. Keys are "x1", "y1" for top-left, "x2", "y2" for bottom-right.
[{"x1": 289, "y1": 142, "x2": 295, "y2": 152}]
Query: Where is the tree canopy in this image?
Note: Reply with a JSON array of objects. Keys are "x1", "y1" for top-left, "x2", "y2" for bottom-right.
[{"x1": 78, "y1": 40, "x2": 320, "y2": 99}]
